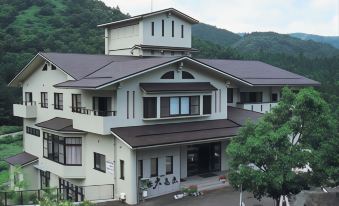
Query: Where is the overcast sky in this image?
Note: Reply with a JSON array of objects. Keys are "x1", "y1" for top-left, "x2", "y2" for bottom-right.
[{"x1": 101, "y1": 0, "x2": 339, "y2": 36}]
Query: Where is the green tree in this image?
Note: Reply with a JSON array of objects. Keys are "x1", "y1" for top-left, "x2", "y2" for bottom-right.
[{"x1": 227, "y1": 87, "x2": 338, "y2": 204}]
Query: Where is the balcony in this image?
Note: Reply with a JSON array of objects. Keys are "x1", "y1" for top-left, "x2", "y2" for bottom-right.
[
  {"x1": 72, "y1": 108, "x2": 117, "y2": 135},
  {"x1": 37, "y1": 159, "x2": 85, "y2": 179},
  {"x1": 13, "y1": 101, "x2": 37, "y2": 118},
  {"x1": 236, "y1": 102, "x2": 278, "y2": 113}
]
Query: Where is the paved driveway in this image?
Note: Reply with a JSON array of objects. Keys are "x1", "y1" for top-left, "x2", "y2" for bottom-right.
[{"x1": 98, "y1": 187, "x2": 275, "y2": 206}]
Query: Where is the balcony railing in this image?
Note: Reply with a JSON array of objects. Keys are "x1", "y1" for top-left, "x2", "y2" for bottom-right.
[
  {"x1": 0, "y1": 184, "x2": 114, "y2": 206},
  {"x1": 70, "y1": 107, "x2": 116, "y2": 117},
  {"x1": 13, "y1": 101, "x2": 37, "y2": 118},
  {"x1": 236, "y1": 102, "x2": 278, "y2": 113}
]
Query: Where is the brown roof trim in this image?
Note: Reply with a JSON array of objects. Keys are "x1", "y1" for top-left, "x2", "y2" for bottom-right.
[
  {"x1": 5, "y1": 152, "x2": 38, "y2": 166},
  {"x1": 36, "y1": 117, "x2": 85, "y2": 133},
  {"x1": 98, "y1": 8, "x2": 199, "y2": 28},
  {"x1": 140, "y1": 82, "x2": 218, "y2": 93}
]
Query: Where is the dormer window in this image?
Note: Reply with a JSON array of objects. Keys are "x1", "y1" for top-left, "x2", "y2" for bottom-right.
[
  {"x1": 161, "y1": 71, "x2": 174, "y2": 79},
  {"x1": 182, "y1": 71, "x2": 194, "y2": 79},
  {"x1": 51, "y1": 64, "x2": 56, "y2": 70},
  {"x1": 42, "y1": 63, "x2": 48, "y2": 71}
]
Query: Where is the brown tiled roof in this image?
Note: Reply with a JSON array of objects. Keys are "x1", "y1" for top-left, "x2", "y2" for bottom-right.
[
  {"x1": 36, "y1": 117, "x2": 84, "y2": 133},
  {"x1": 111, "y1": 107, "x2": 263, "y2": 149},
  {"x1": 140, "y1": 82, "x2": 217, "y2": 93},
  {"x1": 5, "y1": 152, "x2": 38, "y2": 166},
  {"x1": 228, "y1": 106, "x2": 263, "y2": 125}
]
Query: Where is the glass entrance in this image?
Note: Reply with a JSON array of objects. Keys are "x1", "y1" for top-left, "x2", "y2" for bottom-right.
[{"x1": 187, "y1": 142, "x2": 221, "y2": 176}]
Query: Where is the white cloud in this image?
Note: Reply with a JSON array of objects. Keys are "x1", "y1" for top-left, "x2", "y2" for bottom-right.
[{"x1": 101, "y1": 0, "x2": 339, "y2": 36}]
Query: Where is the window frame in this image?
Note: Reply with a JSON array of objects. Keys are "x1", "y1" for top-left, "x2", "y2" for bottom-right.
[
  {"x1": 41, "y1": 92, "x2": 48, "y2": 108},
  {"x1": 166, "y1": 156, "x2": 173, "y2": 175},
  {"x1": 203, "y1": 95, "x2": 212, "y2": 115},
  {"x1": 182, "y1": 71, "x2": 194, "y2": 79},
  {"x1": 43, "y1": 132, "x2": 82, "y2": 166},
  {"x1": 161, "y1": 71, "x2": 174, "y2": 79},
  {"x1": 227, "y1": 88, "x2": 233, "y2": 103},
  {"x1": 150, "y1": 158, "x2": 158, "y2": 177},
  {"x1": 143, "y1": 97, "x2": 157, "y2": 118},
  {"x1": 94, "y1": 152, "x2": 106, "y2": 173},
  {"x1": 271, "y1": 93, "x2": 278, "y2": 102},
  {"x1": 239, "y1": 92, "x2": 263, "y2": 103},
  {"x1": 138, "y1": 160, "x2": 143, "y2": 179},
  {"x1": 40, "y1": 171, "x2": 50, "y2": 189},
  {"x1": 72, "y1": 94, "x2": 82, "y2": 113},
  {"x1": 26, "y1": 126, "x2": 40, "y2": 137},
  {"x1": 120, "y1": 160, "x2": 125, "y2": 180},
  {"x1": 160, "y1": 96, "x2": 200, "y2": 118},
  {"x1": 54, "y1": 93, "x2": 63, "y2": 110}
]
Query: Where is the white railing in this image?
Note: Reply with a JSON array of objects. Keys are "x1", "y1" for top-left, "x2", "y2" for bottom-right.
[{"x1": 236, "y1": 102, "x2": 278, "y2": 113}]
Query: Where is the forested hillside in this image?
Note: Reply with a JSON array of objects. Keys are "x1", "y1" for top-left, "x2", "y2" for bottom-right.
[
  {"x1": 290, "y1": 33, "x2": 339, "y2": 49},
  {"x1": 0, "y1": 0, "x2": 338, "y2": 125}
]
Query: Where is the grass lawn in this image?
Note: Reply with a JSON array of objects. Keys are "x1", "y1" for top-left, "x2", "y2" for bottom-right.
[
  {"x1": 0, "y1": 126, "x2": 22, "y2": 135},
  {"x1": 0, "y1": 134, "x2": 23, "y2": 185}
]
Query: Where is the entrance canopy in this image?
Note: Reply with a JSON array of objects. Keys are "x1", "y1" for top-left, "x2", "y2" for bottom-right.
[{"x1": 111, "y1": 107, "x2": 262, "y2": 149}]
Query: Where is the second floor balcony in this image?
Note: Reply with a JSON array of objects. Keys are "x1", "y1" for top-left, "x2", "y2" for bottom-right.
[
  {"x1": 236, "y1": 102, "x2": 278, "y2": 113},
  {"x1": 72, "y1": 107, "x2": 117, "y2": 135},
  {"x1": 13, "y1": 101, "x2": 37, "y2": 118}
]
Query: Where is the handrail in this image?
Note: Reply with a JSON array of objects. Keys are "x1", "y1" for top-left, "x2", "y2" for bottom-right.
[{"x1": 71, "y1": 107, "x2": 117, "y2": 116}]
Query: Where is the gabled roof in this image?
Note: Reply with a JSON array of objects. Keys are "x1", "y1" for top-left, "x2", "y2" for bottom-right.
[
  {"x1": 36, "y1": 117, "x2": 84, "y2": 133},
  {"x1": 111, "y1": 106, "x2": 263, "y2": 149},
  {"x1": 5, "y1": 152, "x2": 38, "y2": 166},
  {"x1": 9, "y1": 53, "x2": 320, "y2": 89},
  {"x1": 97, "y1": 8, "x2": 199, "y2": 28}
]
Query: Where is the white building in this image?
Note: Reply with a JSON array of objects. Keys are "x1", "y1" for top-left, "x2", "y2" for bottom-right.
[{"x1": 6, "y1": 8, "x2": 319, "y2": 205}]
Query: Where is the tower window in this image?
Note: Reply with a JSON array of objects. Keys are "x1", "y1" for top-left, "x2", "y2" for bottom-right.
[
  {"x1": 42, "y1": 64, "x2": 47, "y2": 71},
  {"x1": 162, "y1": 19, "x2": 164, "y2": 36},
  {"x1": 171, "y1": 21, "x2": 174, "y2": 37},
  {"x1": 181, "y1": 25, "x2": 184, "y2": 38},
  {"x1": 151, "y1": 22, "x2": 154, "y2": 36}
]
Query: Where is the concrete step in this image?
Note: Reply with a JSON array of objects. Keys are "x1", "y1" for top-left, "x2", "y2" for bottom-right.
[{"x1": 198, "y1": 181, "x2": 229, "y2": 192}]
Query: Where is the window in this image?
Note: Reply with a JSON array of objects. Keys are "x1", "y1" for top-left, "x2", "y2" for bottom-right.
[
  {"x1": 51, "y1": 64, "x2": 56, "y2": 70},
  {"x1": 54, "y1": 93, "x2": 63, "y2": 110},
  {"x1": 161, "y1": 96, "x2": 200, "y2": 117},
  {"x1": 203, "y1": 95, "x2": 212, "y2": 114},
  {"x1": 120, "y1": 160, "x2": 125, "y2": 180},
  {"x1": 94, "y1": 153, "x2": 106, "y2": 173},
  {"x1": 161, "y1": 71, "x2": 174, "y2": 79},
  {"x1": 171, "y1": 51, "x2": 175, "y2": 56},
  {"x1": 43, "y1": 132, "x2": 82, "y2": 165},
  {"x1": 138, "y1": 160, "x2": 143, "y2": 179},
  {"x1": 143, "y1": 97, "x2": 157, "y2": 118},
  {"x1": 59, "y1": 178, "x2": 84, "y2": 202},
  {"x1": 25, "y1": 92, "x2": 33, "y2": 104},
  {"x1": 181, "y1": 25, "x2": 184, "y2": 38},
  {"x1": 240, "y1": 92, "x2": 263, "y2": 103},
  {"x1": 271, "y1": 93, "x2": 278, "y2": 102},
  {"x1": 162, "y1": 19, "x2": 164, "y2": 36},
  {"x1": 150, "y1": 158, "x2": 158, "y2": 177},
  {"x1": 151, "y1": 22, "x2": 154, "y2": 36},
  {"x1": 42, "y1": 64, "x2": 47, "y2": 71},
  {"x1": 166, "y1": 156, "x2": 173, "y2": 175},
  {"x1": 227, "y1": 88, "x2": 233, "y2": 103},
  {"x1": 72, "y1": 94, "x2": 82, "y2": 113},
  {"x1": 41, "y1": 92, "x2": 48, "y2": 108},
  {"x1": 151, "y1": 50, "x2": 155, "y2": 55},
  {"x1": 182, "y1": 71, "x2": 194, "y2": 79},
  {"x1": 171, "y1": 21, "x2": 174, "y2": 37},
  {"x1": 26, "y1": 126, "x2": 40, "y2": 137},
  {"x1": 40, "y1": 171, "x2": 50, "y2": 188}
]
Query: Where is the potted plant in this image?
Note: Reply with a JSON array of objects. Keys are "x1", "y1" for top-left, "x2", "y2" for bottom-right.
[{"x1": 219, "y1": 175, "x2": 227, "y2": 183}]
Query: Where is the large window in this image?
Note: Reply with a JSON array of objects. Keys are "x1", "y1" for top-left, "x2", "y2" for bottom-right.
[
  {"x1": 59, "y1": 178, "x2": 84, "y2": 202},
  {"x1": 40, "y1": 171, "x2": 50, "y2": 189},
  {"x1": 240, "y1": 92, "x2": 263, "y2": 103},
  {"x1": 160, "y1": 96, "x2": 200, "y2": 117},
  {"x1": 203, "y1": 95, "x2": 212, "y2": 114},
  {"x1": 26, "y1": 126, "x2": 40, "y2": 137},
  {"x1": 72, "y1": 94, "x2": 82, "y2": 113},
  {"x1": 94, "y1": 152, "x2": 106, "y2": 173},
  {"x1": 151, "y1": 158, "x2": 158, "y2": 177},
  {"x1": 41, "y1": 92, "x2": 48, "y2": 108},
  {"x1": 271, "y1": 93, "x2": 278, "y2": 102},
  {"x1": 43, "y1": 132, "x2": 82, "y2": 165},
  {"x1": 166, "y1": 156, "x2": 173, "y2": 175},
  {"x1": 227, "y1": 88, "x2": 233, "y2": 103},
  {"x1": 143, "y1": 97, "x2": 157, "y2": 118},
  {"x1": 120, "y1": 160, "x2": 125, "y2": 180},
  {"x1": 54, "y1": 93, "x2": 63, "y2": 110}
]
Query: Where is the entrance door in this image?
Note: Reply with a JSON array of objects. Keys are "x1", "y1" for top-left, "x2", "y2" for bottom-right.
[{"x1": 187, "y1": 142, "x2": 221, "y2": 176}]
